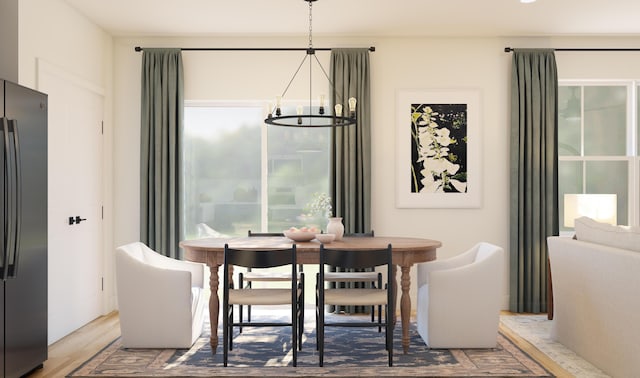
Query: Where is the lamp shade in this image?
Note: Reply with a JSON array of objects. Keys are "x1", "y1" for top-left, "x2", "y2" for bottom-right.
[{"x1": 564, "y1": 194, "x2": 617, "y2": 227}]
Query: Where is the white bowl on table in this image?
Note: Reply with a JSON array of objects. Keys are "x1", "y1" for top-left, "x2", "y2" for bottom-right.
[
  {"x1": 315, "y1": 233, "x2": 335, "y2": 244},
  {"x1": 283, "y1": 229, "x2": 316, "y2": 242}
]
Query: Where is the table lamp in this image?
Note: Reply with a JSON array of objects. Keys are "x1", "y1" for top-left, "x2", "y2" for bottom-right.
[{"x1": 563, "y1": 193, "x2": 617, "y2": 228}]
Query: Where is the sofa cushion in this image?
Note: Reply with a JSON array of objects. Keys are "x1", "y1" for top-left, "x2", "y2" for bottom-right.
[{"x1": 574, "y1": 216, "x2": 640, "y2": 252}]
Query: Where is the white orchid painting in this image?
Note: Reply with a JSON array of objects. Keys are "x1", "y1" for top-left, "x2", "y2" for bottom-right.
[{"x1": 410, "y1": 103, "x2": 468, "y2": 193}]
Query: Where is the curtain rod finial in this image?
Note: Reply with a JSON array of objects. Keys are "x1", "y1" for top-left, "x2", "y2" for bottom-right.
[
  {"x1": 504, "y1": 47, "x2": 513, "y2": 53},
  {"x1": 135, "y1": 46, "x2": 143, "y2": 52}
]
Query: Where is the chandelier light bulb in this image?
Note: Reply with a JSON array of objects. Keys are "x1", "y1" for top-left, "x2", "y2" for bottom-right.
[
  {"x1": 334, "y1": 103, "x2": 343, "y2": 117},
  {"x1": 297, "y1": 105, "x2": 304, "y2": 124},
  {"x1": 275, "y1": 96, "x2": 282, "y2": 116},
  {"x1": 348, "y1": 97, "x2": 357, "y2": 113}
]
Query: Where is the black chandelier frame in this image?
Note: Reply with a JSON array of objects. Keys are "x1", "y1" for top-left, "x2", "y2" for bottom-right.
[{"x1": 264, "y1": 0, "x2": 357, "y2": 128}]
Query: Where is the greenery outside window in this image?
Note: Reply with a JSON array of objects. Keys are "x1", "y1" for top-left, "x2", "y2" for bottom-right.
[{"x1": 181, "y1": 101, "x2": 330, "y2": 239}]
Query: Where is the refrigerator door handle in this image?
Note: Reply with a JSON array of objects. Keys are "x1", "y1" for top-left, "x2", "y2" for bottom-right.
[
  {"x1": 0, "y1": 118, "x2": 20, "y2": 279},
  {"x1": 8, "y1": 119, "x2": 21, "y2": 278},
  {"x1": 1, "y1": 117, "x2": 10, "y2": 280}
]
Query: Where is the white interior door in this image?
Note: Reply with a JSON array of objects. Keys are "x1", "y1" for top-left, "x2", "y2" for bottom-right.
[{"x1": 38, "y1": 60, "x2": 104, "y2": 344}]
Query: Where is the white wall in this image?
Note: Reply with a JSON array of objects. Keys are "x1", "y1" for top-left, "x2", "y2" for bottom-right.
[
  {"x1": 19, "y1": 0, "x2": 114, "y2": 342},
  {"x1": 373, "y1": 37, "x2": 512, "y2": 307}
]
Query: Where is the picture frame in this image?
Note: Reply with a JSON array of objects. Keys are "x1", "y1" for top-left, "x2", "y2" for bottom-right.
[{"x1": 395, "y1": 89, "x2": 482, "y2": 208}]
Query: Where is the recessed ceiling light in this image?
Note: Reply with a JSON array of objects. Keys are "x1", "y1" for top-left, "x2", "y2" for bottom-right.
[{"x1": 520, "y1": 0, "x2": 537, "y2": 3}]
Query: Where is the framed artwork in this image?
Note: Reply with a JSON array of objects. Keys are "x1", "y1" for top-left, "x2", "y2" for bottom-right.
[{"x1": 395, "y1": 89, "x2": 482, "y2": 208}]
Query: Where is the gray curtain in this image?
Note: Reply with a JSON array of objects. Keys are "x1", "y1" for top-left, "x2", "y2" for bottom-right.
[
  {"x1": 329, "y1": 48, "x2": 372, "y2": 314},
  {"x1": 509, "y1": 49, "x2": 559, "y2": 313},
  {"x1": 330, "y1": 48, "x2": 371, "y2": 234},
  {"x1": 140, "y1": 48, "x2": 184, "y2": 258}
]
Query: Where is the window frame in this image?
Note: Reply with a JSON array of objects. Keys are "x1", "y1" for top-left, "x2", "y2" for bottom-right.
[{"x1": 558, "y1": 80, "x2": 640, "y2": 229}]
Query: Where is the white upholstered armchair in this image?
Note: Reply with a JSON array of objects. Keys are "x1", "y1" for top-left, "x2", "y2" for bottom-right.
[
  {"x1": 115, "y1": 242, "x2": 208, "y2": 348},
  {"x1": 416, "y1": 242, "x2": 504, "y2": 348}
]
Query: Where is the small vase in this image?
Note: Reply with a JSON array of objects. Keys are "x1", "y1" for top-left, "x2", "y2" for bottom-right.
[{"x1": 326, "y1": 217, "x2": 344, "y2": 241}]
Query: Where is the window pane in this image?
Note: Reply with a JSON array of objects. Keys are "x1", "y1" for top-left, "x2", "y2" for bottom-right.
[
  {"x1": 584, "y1": 86, "x2": 626, "y2": 156},
  {"x1": 585, "y1": 161, "x2": 628, "y2": 225},
  {"x1": 558, "y1": 86, "x2": 581, "y2": 156},
  {"x1": 559, "y1": 161, "x2": 583, "y2": 232},
  {"x1": 182, "y1": 104, "x2": 332, "y2": 238},
  {"x1": 267, "y1": 116, "x2": 330, "y2": 232},
  {"x1": 182, "y1": 106, "x2": 262, "y2": 238}
]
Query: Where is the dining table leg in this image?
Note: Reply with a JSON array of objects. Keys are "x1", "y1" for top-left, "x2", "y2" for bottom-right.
[
  {"x1": 208, "y1": 264, "x2": 220, "y2": 352},
  {"x1": 392, "y1": 265, "x2": 398, "y2": 326},
  {"x1": 400, "y1": 264, "x2": 412, "y2": 354}
]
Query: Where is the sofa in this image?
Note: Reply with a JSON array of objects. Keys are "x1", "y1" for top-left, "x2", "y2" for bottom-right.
[{"x1": 547, "y1": 216, "x2": 640, "y2": 378}]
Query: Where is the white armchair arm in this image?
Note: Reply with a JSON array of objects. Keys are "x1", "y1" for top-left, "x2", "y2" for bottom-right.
[
  {"x1": 417, "y1": 243, "x2": 479, "y2": 287},
  {"x1": 139, "y1": 243, "x2": 205, "y2": 288},
  {"x1": 117, "y1": 252, "x2": 193, "y2": 316}
]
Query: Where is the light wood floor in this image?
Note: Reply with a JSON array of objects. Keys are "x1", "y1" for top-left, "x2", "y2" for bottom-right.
[
  {"x1": 26, "y1": 311, "x2": 571, "y2": 377},
  {"x1": 498, "y1": 312, "x2": 572, "y2": 378},
  {"x1": 27, "y1": 312, "x2": 121, "y2": 378}
]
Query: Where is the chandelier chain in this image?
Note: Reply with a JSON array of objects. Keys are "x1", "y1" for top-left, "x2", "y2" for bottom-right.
[{"x1": 308, "y1": 1, "x2": 313, "y2": 49}]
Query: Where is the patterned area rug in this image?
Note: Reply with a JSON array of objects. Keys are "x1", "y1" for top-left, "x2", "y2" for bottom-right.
[{"x1": 68, "y1": 312, "x2": 551, "y2": 377}]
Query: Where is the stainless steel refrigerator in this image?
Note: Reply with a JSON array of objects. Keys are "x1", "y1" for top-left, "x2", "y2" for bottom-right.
[{"x1": 1, "y1": 79, "x2": 48, "y2": 377}]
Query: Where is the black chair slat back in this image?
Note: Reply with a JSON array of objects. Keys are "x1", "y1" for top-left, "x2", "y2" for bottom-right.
[
  {"x1": 224, "y1": 246, "x2": 296, "y2": 269},
  {"x1": 320, "y1": 244, "x2": 390, "y2": 270}
]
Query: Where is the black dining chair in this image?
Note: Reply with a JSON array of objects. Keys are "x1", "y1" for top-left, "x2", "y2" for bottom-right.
[
  {"x1": 238, "y1": 231, "x2": 303, "y2": 329},
  {"x1": 321, "y1": 231, "x2": 382, "y2": 329},
  {"x1": 222, "y1": 244, "x2": 304, "y2": 367},
  {"x1": 316, "y1": 243, "x2": 394, "y2": 367}
]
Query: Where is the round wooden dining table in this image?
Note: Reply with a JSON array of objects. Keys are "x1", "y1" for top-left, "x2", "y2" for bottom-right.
[{"x1": 181, "y1": 235, "x2": 441, "y2": 354}]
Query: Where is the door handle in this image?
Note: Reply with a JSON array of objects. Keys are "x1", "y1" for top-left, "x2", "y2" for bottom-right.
[
  {"x1": 68, "y1": 216, "x2": 87, "y2": 225},
  {"x1": 2, "y1": 118, "x2": 21, "y2": 279}
]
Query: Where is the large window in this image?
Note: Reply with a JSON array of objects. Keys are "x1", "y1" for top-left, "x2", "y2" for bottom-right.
[
  {"x1": 181, "y1": 102, "x2": 331, "y2": 239},
  {"x1": 558, "y1": 81, "x2": 640, "y2": 231}
]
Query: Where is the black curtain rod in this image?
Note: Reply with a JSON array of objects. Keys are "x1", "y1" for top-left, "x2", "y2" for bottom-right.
[
  {"x1": 134, "y1": 46, "x2": 375, "y2": 52},
  {"x1": 505, "y1": 47, "x2": 640, "y2": 52}
]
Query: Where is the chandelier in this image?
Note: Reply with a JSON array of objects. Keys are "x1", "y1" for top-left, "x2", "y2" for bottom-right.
[{"x1": 264, "y1": 0, "x2": 357, "y2": 128}]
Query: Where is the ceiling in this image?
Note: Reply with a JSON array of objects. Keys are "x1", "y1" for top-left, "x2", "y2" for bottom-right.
[{"x1": 63, "y1": 0, "x2": 640, "y2": 38}]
